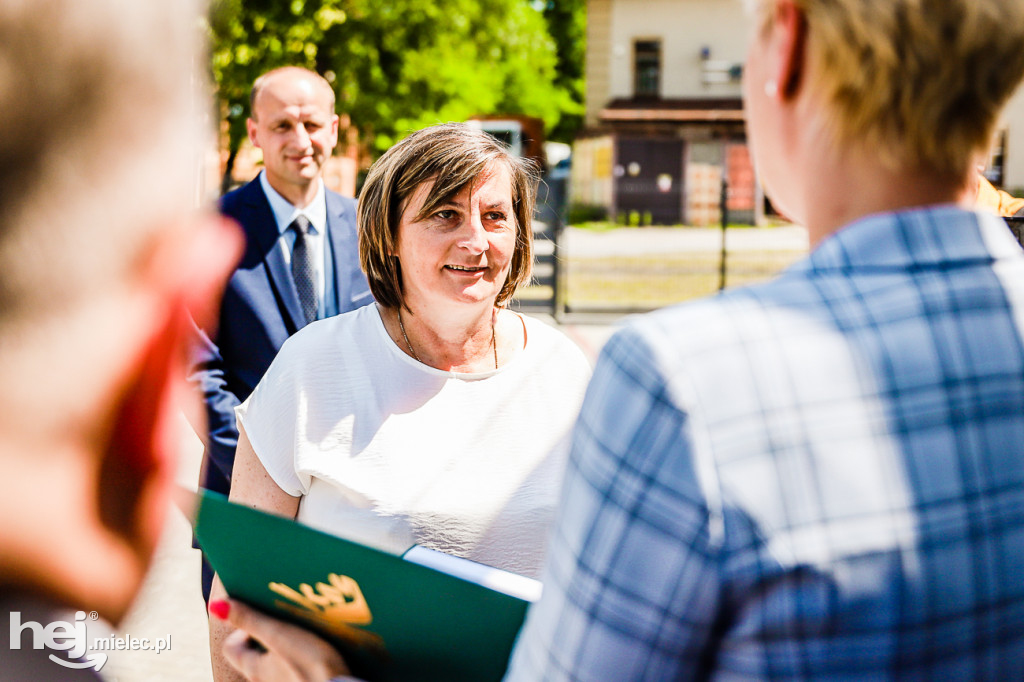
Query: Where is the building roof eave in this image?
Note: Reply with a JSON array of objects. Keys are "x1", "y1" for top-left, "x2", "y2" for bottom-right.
[
  {"x1": 599, "y1": 109, "x2": 746, "y2": 122},
  {"x1": 599, "y1": 96, "x2": 746, "y2": 124}
]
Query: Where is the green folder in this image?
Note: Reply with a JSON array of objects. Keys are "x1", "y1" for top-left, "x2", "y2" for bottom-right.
[{"x1": 186, "y1": 489, "x2": 538, "y2": 682}]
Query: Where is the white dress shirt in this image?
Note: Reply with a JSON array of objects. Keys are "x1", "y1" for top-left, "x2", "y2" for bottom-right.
[{"x1": 259, "y1": 171, "x2": 334, "y2": 318}]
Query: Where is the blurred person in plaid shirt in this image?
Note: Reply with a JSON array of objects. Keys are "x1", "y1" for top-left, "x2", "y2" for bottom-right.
[{"x1": 505, "y1": 0, "x2": 1024, "y2": 679}]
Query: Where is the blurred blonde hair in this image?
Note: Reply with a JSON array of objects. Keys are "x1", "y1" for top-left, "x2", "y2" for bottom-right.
[
  {"x1": 0, "y1": 0, "x2": 206, "y2": 332},
  {"x1": 751, "y1": 0, "x2": 1024, "y2": 175}
]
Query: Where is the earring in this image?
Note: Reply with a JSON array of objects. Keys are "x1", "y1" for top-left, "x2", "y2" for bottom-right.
[{"x1": 764, "y1": 80, "x2": 778, "y2": 98}]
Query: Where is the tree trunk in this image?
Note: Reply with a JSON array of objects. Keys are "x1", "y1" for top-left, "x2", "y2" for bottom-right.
[{"x1": 220, "y1": 139, "x2": 240, "y2": 196}]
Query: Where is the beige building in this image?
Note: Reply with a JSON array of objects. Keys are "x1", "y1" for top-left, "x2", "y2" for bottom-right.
[
  {"x1": 995, "y1": 92, "x2": 1024, "y2": 195},
  {"x1": 574, "y1": 0, "x2": 1024, "y2": 225}
]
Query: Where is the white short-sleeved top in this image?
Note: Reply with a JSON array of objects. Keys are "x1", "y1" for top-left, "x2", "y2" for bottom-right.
[{"x1": 236, "y1": 304, "x2": 591, "y2": 579}]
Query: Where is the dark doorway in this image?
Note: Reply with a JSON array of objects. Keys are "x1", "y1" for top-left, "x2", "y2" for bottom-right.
[{"x1": 614, "y1": 138, "x2": 684, "y2": 225}]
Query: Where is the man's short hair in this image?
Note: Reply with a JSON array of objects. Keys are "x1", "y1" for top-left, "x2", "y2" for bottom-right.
[
  {"x1": 748, "y1": 0, "x2": 1024, "y2": 175},
  {"x1": 357, "y1": 122, "x2": 539, "y2": 311},
  {"x1": 249, "y1": 67, "x2": 336, "y2": 119},
  {"x1": 0, "y1": 0, "x2": 204, "y2": 335}
]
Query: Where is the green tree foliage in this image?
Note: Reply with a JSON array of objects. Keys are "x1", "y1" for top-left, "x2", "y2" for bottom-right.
[
  {"x1": 209, "y1": 0, "x2": 583, "y2": 185},
  {"x1": 539, "y1": 0, "x2": 585, "y2": 142},
  {"x1": 209, "y1": 0, "x2": 347, "y2": 189}
]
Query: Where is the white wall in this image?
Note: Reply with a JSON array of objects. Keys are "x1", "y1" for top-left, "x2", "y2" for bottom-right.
[
  {"x1": 1001, "y1": 84, "x2": 1024, "y2": 192},
  {"x1": 585, "y1": 0, "x2": 612, "y2": 126},
  {"x1": 587, "y1": 0, "x2": 1024, "y2": 196},
  {"x1": 605, "y1": 0, "x2": 749, "y2": 100}
]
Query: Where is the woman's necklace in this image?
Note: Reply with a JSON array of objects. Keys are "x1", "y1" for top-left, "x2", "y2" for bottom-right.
[{"x1": 397, "y1": 308, "x2": 498, "y2": 369}]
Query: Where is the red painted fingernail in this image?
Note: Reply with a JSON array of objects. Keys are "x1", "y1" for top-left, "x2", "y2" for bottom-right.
[{"x1": 209, "y1": 600, "x2": 230, "y2": 620}]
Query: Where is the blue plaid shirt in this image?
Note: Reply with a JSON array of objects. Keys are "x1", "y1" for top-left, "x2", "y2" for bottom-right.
[{"x1": 505, "y1": 207, "x2": 1024, "y2": 680}]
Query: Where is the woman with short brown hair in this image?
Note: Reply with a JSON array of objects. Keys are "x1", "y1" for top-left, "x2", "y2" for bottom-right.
[{"x1": 210, "y1": 120, "x2": 593, "y2": 681}]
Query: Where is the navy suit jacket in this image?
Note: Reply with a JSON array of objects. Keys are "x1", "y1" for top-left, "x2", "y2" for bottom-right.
[{"x1": 191, "y1": 177, "x2": 372, "y2": 496}]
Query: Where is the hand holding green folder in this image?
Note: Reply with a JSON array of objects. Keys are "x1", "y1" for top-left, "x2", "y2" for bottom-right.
[{"x1": 186, "y1": 489, "x2": 538, "y2": 682}]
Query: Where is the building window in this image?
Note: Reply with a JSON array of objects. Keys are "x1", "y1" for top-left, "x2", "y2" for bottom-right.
[{"x1": 634, "y1": 40, "x2": 661, "y2": 98}]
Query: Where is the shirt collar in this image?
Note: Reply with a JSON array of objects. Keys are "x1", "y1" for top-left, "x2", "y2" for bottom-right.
[
  {"x1": 792, "y1": 206, "x2": 1016, "y2": 274},
  {"x1": 258, "y1": 170, "x2": 328, "y2": 236}
]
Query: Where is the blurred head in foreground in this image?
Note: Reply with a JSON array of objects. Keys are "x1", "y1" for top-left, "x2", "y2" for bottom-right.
[
  {"x1": 0, "y1": 0, "x2": 240, "y2": 621},
  {"x1": 741, "y1": 0, "x2": 1024, "y2": 232}
]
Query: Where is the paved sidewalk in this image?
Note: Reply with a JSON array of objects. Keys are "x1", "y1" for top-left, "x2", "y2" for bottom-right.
[
  {"x1": 98, "y1": 313, "x2": 621, "y2": 681},
  {"x1": 98, "y1": 421, "x2": 219, "y2": 682},
  {"x1": 545, "y1": 313, "x2": 624, "y2": 361}
]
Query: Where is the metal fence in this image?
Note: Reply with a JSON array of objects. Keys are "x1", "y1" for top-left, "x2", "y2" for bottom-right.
[
  {"x1": 512, "y1": 175, "x2": 565, "y2": 315},
  {"x1": 514, "y1": 177, "x2": 810, "y2": 317}
]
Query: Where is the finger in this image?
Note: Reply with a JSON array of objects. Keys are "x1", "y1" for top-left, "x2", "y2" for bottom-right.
[
  {"x1": 223, "y1": 599, "x2": 352, "y2": 679},
  {"x1": 223, "y1": 599, "x2": 317, "y2": 664},
  {"x1": 223, "y1": 599, "x2": 288, "y2": 646},
  {"x1": 222, "y1": 627, "x2": 264, "y2": 680}
]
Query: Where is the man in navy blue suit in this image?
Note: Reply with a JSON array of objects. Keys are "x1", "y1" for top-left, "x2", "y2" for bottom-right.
[{"x1": 191, "y1": 66, "x2": 372, "y2": 598}]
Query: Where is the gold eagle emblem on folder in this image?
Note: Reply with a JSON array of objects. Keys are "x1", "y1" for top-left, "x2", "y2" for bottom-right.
[
  {"x1": 270, "y1": 572, "x2": 372, "y2": 625},
  {"x1": 269, "y1": 573, "x2": 385, "y2": 656}
]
